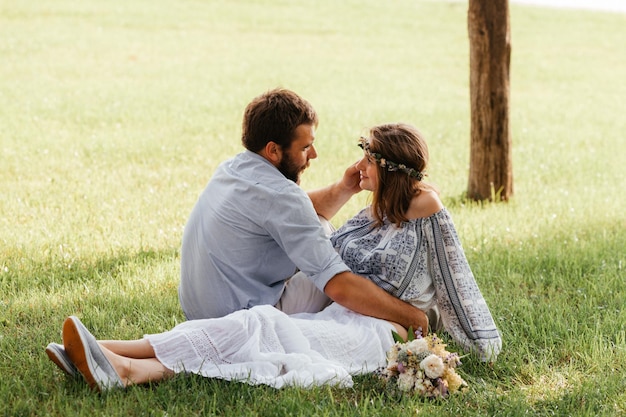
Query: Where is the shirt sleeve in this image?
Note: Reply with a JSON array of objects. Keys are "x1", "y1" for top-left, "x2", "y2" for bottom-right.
[
  {"x1": 423, "y1": 209, "x2": 502, "y2": 362},
  {"x1": 262, "y1": 183, "x2": 350, "y2": 291}
]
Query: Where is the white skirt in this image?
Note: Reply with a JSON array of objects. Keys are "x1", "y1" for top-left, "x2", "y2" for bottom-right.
[{"x1": 145, "y1": 303, "x2": 395, "y2": 388}]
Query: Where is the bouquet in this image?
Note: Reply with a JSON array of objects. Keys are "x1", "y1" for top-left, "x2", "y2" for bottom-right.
[{"x1": 382, "y1": 328, "x2": 468, "y2": 398}]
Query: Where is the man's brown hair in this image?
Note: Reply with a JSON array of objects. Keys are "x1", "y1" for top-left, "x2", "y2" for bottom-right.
[{"x1": 242, "y1": 88, "x2": 318, "y2": 152}]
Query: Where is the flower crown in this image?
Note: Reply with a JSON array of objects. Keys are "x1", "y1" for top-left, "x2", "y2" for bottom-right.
[{"x1": 358, "y1": 137, "x2": 424, "y2": 181}]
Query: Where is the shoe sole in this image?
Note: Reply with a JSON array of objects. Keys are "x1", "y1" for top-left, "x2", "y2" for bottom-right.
[
  {"x1": 45, "y1": 343, "x2": 77, "y2": 377},
  {"x1": 62, "y1": 316, "x2": 122, "y2": 392}
]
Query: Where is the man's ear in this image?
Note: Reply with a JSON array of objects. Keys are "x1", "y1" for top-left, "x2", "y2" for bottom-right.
[{"x1": 263, "y1": 141, "x2": 282, "y2": 165}]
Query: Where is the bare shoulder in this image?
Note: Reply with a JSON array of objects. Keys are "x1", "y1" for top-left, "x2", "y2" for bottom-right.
[{"x1": 406, "y1": 189, "x2": 444, "y2": 219}]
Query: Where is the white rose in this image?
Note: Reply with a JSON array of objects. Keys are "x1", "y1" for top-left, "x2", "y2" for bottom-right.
[
  {"x1": 397, "y1": 372, "x2": 416, "y2": 392},
  {"x1": 420, "y1": 354, "x2": 445, "y2": 379},
  {"x1": 387, "y1": 346, "x2": 399, "y2": 363},
  {"x1": 406, "y1": 338, "x2": 428, "y2": 354}
]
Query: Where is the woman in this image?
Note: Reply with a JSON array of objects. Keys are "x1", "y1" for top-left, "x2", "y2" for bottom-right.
[
  {"x1": 46, "y1": 123, "x2": 501, "y2": 392},
  {"x1": 333, "y1": 124, "x2": 501, "y2": 358}
]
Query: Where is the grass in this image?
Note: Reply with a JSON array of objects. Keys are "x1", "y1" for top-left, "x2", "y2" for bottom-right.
[{"x1": 1, "y1": 0, "x2": 625, "y2": 415}]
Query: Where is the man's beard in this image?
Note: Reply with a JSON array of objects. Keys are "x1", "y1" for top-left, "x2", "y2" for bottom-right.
[{"x1": 277, "y1": 154, "x2": 307, "y2": 184}]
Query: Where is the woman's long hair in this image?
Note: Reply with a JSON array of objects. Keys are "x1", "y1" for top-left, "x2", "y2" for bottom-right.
[{"x1": 368, "y1": 123, "x2": 431, "y2": 226}]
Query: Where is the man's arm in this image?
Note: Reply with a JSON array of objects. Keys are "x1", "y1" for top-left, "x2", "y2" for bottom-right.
[
  {"x1": 324, "y1": 271, "x2": 429, "y2": 333},
  {"x1": 308, "y1": 163, "x2": 362, "y2": 220}
]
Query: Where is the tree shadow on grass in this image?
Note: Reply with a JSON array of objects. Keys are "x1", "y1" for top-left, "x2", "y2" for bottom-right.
[
  {"x1": 0, "y1": 245, "x2": 183, "y2": 342},
  {"x1": 1, "y1": 246, "x2": 180, "y2": 295},
  {"x1": 456, "y1": 217, "x2": 625, "y2": 411},
  {"x1": 3, "y1": 217, "x2": 624, "y2": 415}
]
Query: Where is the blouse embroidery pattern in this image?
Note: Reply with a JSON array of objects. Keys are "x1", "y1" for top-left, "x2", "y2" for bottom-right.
[
  {"x1": 331, "y1": 210, "x2": 433, "y2": 304},
  {"x1": 330, "y1": 207, "x2": 502, "y2": 361}
]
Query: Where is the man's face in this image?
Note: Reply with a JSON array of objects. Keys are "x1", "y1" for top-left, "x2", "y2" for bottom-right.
[{"x1": 277, "y1": 124, "x2": 317, "y2": 184}]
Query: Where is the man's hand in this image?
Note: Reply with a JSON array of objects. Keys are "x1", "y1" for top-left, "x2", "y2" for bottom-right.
[
  {"x1": 340, "y1": 161, "x2": 363, "y2": 196},
  {"x1": 308, "y1": 161, "x2": 362, "y2": 220},
  {"x1": 409, "y1": 309, "x2": 430, "y2": 337}
]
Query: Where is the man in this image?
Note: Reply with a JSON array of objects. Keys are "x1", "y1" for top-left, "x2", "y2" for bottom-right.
[{"x1": 178, "y1": 88, "x2": 428, "y2": 332}]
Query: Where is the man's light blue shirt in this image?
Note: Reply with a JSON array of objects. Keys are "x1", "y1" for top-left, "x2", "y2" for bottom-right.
[{"x1": 179, "y1": 151, "x2": 350, "y2": 320}]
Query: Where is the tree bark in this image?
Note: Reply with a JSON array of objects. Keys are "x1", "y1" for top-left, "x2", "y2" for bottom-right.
[{"x1": 467, "y1": 0, "x2": 513, "y2": 201}]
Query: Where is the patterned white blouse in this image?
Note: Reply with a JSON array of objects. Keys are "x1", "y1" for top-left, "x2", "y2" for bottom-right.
[{"x1": 330, "y1": 206, "x2": 502, "y2": 361}]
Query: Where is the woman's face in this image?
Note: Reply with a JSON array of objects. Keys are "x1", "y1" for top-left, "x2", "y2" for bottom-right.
[{"x1": 355, "y1": 153, "x2": 379, "y2": 192}]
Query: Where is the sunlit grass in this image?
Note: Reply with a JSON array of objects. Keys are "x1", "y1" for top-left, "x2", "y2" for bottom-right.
[{"x1": 1, "y1": 0, "x2": 625, "y2": 415}]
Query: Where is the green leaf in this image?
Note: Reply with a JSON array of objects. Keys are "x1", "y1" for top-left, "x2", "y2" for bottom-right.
[
  {"x1": 407, "y1": 326, "x2": 415, "y2": 341},
  {"x1": 391, "y1": 330, "x2": 405, "y2": 343}
]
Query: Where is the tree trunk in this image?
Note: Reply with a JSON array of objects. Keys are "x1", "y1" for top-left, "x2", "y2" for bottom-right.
[{"x1": 467, "y1": 0, "x2": 513, "y2": 201}]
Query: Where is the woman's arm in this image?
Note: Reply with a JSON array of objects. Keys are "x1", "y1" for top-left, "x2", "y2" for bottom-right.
[{"x1": 425, "y1": 210, "x2": 502, "y2": 361}]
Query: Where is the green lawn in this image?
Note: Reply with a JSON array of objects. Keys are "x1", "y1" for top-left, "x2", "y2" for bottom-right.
[{"x1": 1, "y1": 0, "x2": 625, "y2": 415}]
